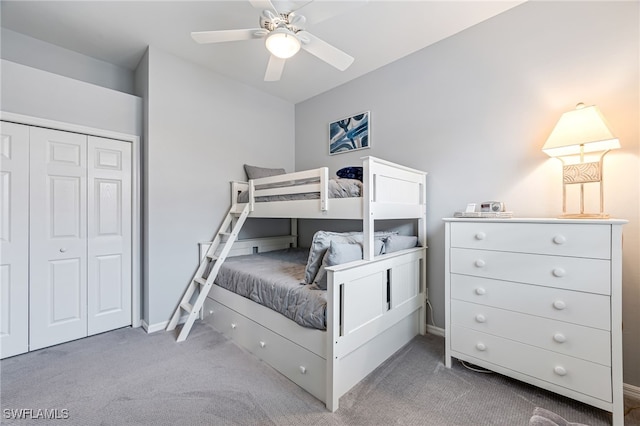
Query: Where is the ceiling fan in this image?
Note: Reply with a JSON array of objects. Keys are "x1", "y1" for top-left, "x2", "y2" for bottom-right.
[{"x1": 191, "y1": 0, "x2": 355, "y2": 82}]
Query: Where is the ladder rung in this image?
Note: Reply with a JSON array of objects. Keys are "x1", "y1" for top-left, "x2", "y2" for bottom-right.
[
  {"x1": 206, "y1": 253, "x2": 218, "y2": 260},
  {"x1": 180, "y1": 302, "x2": 193, "y2": 313},
  {"x1": 219, "y1": 232, "x2": 232, "y2": 237},
  {"x1": 194, "y1": 277, "x2": 207, "y2": 286}
]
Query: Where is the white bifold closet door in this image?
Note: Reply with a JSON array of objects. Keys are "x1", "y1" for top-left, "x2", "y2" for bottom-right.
[
  {"x1": 29, "y1": 127, "x2": 131, "y2": 351},
  {"x1": 0, "y1": 123, "x2": 30, "y2": 358}
]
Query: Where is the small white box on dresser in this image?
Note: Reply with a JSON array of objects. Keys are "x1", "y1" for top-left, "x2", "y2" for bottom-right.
[{"x1": 443, "y1": 218, "x2": 627, "y2": 425}]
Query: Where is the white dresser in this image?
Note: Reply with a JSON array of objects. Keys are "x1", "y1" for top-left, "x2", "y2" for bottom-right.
[{"x1": 443, "y1": 218, "x2": 626, "y2": 425}]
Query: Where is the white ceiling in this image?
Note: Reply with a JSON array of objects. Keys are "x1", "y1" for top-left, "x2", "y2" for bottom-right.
[{"x1": 0, "y1": 1, "x2": 526, "y2": 103}]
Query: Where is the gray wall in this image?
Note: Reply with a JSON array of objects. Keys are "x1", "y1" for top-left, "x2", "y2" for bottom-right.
[
  {"x1": 294, "y1": 1, "x2": 640, "y2": 386},
  {"x1": 140, "y1": 46, "x2": 295, "y2": 327},
  {"x1": 1, "y1": 28, "x2": 135, "y2": 95},
  {"x1": 0, "y1": 59, "x2": 141, "y2": 136}
]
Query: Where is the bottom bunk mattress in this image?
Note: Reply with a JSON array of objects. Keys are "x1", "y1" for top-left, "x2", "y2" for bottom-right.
[{"x1": 209, "y1": 248, "x2": 327, "y2": 330}]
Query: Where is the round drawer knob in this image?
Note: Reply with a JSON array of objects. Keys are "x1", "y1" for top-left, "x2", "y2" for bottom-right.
[
  {"x1": 553, "y1": 333, "x2": 567, "y2": 343},
  {"x1": 475, "y1": 314, "x2": 486, "y2": 323},
  {"x1": 299, "y1": 366, "x2": 307, "y2": 374},
  {"x1": 475, "y1": 232, "x2": 486, "y2": 240},
  {"x1": 259, "y1": 341, "x2": 266, "y2": 348},
  {"x1": 552, "y1": 268, "x2": 566, "y2": 277},
  {"x1": 554, "y1": 366, "x2": 567, "y2": 376},
  {"x1": 553, "y1": 300, "x2": 566, "y2": 310},
  {"x1": 475, "y1": 259, "x2": 486, "y2": 268},
  {"x1": 231, "y1": 323, "x2": 237, "y2": 329},
  {"x1": 553, "y1": 235, "x2": 567, "y2": 245},
  {"x1": 476, "y1": 343, "x2": 487, "y2": 351},
  {"x1": 59, "y1": 248, "x2": 67, "y2": 253},
  {"x1": 475, "y1": 287, "x2": 486, "y2": 296}
]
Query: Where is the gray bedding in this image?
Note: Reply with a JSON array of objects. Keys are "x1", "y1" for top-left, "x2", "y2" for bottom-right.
[
  {"x1": 212, "y1": 248, "x2": 327, "y2": 330},
  {"x1": 237, "y1": 177, "x2": 362, "y2": 203}
]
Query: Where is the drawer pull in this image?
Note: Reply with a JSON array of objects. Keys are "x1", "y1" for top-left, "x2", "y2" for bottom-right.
[
  {"x1": 553, "y1": 333, "x2": 567, "y2": 343},
  {"x1": 231, "y1": 323, "x2": 237, "y2": 329},
  {"x1": 475, "y1": 342, "x2": 487, "y2": 351},
  {"x1": 299, "y1": 366, "x2": 307, "y2": 374},
  {"x1": 554, "y1": 366, "x2": 567, "y2": 376},
  {"x1": 259, "y1": 341, "x2": 266, "y2": 348},
  {"x1": 475, "y1": 314, "x2": 486, "y2": 323},
  {"x1": 475, "y1": 287, "x2": 486, "y2": 296},
  {"x1": 475, "y1": 232, "x2": 486, "y2": 240},
  {"x1": 553, "y1": 300, "x2": 566, "y2": 310},
  {"x1": 552, "y1": 268, "x2": 566, "y2": 277},
  {"x1": 475, "y1": 259, "x2": 486, "y2": 268},
  {"x1": 553, "y1": 235, "x2": 567, "y2": 245}
]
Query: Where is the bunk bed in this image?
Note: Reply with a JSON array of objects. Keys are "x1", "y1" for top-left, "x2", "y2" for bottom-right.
[{"x1": 169, "y1": 156, "x2": 428, "y2": 412}]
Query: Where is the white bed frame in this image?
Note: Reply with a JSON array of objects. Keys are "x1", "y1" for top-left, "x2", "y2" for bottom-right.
[{"x1": 201, "y1": 156, "x2": 428, "y2": 411}]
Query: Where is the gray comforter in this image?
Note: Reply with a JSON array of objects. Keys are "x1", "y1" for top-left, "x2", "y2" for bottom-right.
[{"x1": 213, "y1": 248, "x2": 327, "y2": 330}]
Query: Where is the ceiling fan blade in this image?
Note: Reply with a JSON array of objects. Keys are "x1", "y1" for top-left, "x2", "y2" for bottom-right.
[
  {"x1": 264, "y1": 55, "x2": 286, "y2": 81},
  {"x1": 298, "y1": 31, "x2": 354, "y2": 71},
  {"x1": 191, "y1": 29, "x2": 263, "y2": 44}
]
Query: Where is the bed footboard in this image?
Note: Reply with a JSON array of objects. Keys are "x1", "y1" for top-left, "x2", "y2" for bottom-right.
[{"x1": 325, "y1": 247, "x2": 426, "y2": 411}]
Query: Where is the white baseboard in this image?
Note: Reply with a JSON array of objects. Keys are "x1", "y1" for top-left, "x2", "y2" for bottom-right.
[
  {"x1": 142, "y1": 315, "x2": 189, "y2": 334},
  {"x1": 426, "y1": 324, "x2": 445, "y2": 337},
  {"x1": 625, "y1": 383, "x2": 640, "y2": 400}
]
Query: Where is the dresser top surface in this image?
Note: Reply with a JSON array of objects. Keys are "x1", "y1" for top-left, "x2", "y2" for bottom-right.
[{"x1": 442, "y1": 217, "x2": 628, "y2": 225}]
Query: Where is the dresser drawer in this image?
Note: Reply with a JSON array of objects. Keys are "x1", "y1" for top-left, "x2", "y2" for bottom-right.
[
  {"x1": 450, "y1": 222, "x2": 611, "y2": 259},
  {"x1": 450, "y1": 274, "x2": 610, "y2": 330},
  {"x1": 451, "y1": 300, "x2": 610, "y2": 365},
  {"x1": 450, "y1": 248, "x2": 611, "y2": 295},
  {"x1": 450, "y1": 325, "x2": 612, "y2": 402}
]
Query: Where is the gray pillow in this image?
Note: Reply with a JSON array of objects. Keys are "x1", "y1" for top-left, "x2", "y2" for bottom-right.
[
  {"x1": 384, "y1": 235, "x2": 418, "y2": 253},
  {"x1": 243, "y1": 164, "x2": 286, "y2": 180},
  {"x1": 303, "y1": 230, "x2": 397, "y2": 284},
  {"x1": 314, "y1": 239, "x2": 385, "y2": 290}
]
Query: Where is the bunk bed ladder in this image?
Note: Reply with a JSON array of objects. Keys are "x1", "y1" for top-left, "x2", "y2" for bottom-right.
[{"x1": 167, "y1": 204, "x2": 251, "y2": 342}]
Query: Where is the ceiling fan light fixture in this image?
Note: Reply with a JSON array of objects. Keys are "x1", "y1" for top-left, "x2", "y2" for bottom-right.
[{"x1": 265, "y1": 28, "x2": 300, "y2": 59}]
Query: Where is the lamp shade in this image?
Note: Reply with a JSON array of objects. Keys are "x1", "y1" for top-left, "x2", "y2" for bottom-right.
[
  {"x1": 542, "y1": 103, "x2": 620, "y2": 157},
  {"x1": 265, "y1": 28, "x2": 300, "y2": 59}
]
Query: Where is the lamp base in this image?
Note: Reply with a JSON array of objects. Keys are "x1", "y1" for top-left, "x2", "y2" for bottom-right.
[{"x1": 559, "y1": 213, "x2": 610, "y2": 219}]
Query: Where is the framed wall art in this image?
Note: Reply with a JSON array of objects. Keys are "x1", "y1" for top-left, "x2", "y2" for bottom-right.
[{"x1": 329, "y1": 111, "x2": 370, "y2": 155}]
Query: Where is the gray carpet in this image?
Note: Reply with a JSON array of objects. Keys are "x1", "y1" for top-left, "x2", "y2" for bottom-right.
[{"x1": 1, "y1": 323, "x2": 638, "y2": 425}]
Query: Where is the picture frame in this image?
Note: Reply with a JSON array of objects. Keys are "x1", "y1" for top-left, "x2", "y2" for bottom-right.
[{"x1": 329, "y1": 111, "x2": 370, "y2": 155}]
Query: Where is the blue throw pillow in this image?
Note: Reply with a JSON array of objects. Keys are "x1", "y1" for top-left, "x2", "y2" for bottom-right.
[{"x1": 336, "y1": 166, "x2": 363, "y2": 182}]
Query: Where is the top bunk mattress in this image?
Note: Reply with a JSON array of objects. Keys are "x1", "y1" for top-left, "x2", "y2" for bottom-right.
[
  {"x1": 237, "y1": 178, "x2": 362, "y2": 203},
  {"x1": 211, "y1": 248, "x2": 327, "y2": 330}
]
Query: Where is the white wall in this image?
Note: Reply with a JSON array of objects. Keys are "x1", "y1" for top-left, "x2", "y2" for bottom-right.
[
  {"x1": 295, "y1": 1, "x2": 640, "y2": 386},
  {"x1": 1, "y1": 28, "x2": 135, "y2": 95},
  {"x1": 141, "y1": 46, "x2": 295, "y2": 328}
]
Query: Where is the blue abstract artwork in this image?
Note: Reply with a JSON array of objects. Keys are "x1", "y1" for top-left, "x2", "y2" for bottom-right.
[{"x1": 329, "y1": 111, "x2": 370, "y2": 155}]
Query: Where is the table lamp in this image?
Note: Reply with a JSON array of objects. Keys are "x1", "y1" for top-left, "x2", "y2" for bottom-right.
[{"x1": 542, "y1": 103, "x2": 620, "y2": 218}]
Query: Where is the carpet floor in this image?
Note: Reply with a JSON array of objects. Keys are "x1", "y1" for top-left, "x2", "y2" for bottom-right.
[{"x1": 1, "y1": 323, "x2": 639, "y2": 425}]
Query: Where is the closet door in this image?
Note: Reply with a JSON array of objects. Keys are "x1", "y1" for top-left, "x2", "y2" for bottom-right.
[
  {"x1": 0, "y1": 122, "x2": 30, "y2": 358},
  {"x1": 30, "y1": 127, "x2": 88, "y2": 350},
  {"x1": 87, "y1": 136, "x2": 132, "y2": 335}
]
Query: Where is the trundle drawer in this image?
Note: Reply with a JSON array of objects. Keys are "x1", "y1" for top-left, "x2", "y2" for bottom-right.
[
  {"x1": 205, "y1": 299, "x2": 327, "y2": 402},
  {"x1": 450, "y1": 248, "x2": 611, "y2": 294},
  {"x1": 449, "y1": 222, "x2": 611, "y2": 259},
  {"x1": 450, "y1": 274, "x2": 610, "y2": 330},
  {"x1": 450, "y1": 325, "x2": 612, "y2": 403},
  {"x1": 450, "y1": 300, "x2": 611, "y2": 365}
]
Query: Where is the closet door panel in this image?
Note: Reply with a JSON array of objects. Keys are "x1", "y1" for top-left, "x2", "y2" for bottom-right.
[
  {"x1": 30, "y1": 127, "x2": 88, "y2": 350},
  {"x1": 87, "y1": 136, "x2": 132, "y2": 335},
  {"x1": 0, "y1": 122, "x2": 29, "y2": 358}
]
